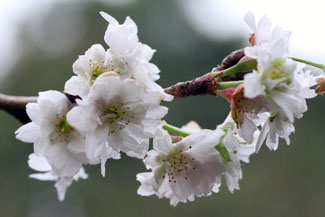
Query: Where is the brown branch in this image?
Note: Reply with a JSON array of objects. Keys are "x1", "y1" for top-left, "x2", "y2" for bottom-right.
[
  {"x1": 164, "y1": 48, "x2": 247, "y2": 98},
  {"x1": 0, "y1": 48, "x2": 248, "y2": 122},
  {"x1": 0, "y1": 94, "x2": 37, "y2": 123},
  {"x1": 0, "y1": 92, "x2": 80, "y2": 123},
  {"x1": 164, "y1": 72, "x2": 218, "y2": 98}
]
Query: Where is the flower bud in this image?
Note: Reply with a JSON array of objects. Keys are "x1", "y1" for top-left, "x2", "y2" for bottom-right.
[{"x1": 315, "y1": 76, "x2": 325, "y2": 94}]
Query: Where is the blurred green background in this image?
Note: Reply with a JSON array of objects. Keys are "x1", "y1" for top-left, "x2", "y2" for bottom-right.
[{"x1": 0, "y1": 0, "x2": 324, "y2": 216}]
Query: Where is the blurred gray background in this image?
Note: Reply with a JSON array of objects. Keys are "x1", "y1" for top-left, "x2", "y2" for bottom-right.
[{"x1": 0, "y1": 0, "x2": 324, "y2": 216}]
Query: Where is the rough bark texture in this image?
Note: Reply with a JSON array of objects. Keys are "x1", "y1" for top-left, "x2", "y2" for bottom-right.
[
  {"x1": 164, "y1": 73, "x2": 218, "y2": 98},
  {"x1": 164, "y1": 48, "x2": 249, "y2": 98}
]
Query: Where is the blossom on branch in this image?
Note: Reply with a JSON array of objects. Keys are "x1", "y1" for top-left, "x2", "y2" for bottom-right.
[
  {"x1": 137, "y1": 130, "x2": 225, "y2": 206},
  {"x1": 65, "y1": 12, "x2": 172, "y2": 102},
  {"x1": 8, "y1": 9, "x2": 323, "y2": 205},
  {"x1": 67, "y1": 73, "x2": 168, "y2": 176},
  {"x1": 15, "y1": 91, "x2": 89, "y2": 200},
  {"x1": 242, "y1": 12, "x2": 317, "y2": 152},
  {"x1": 100, "y1": 11, "x2": 160, "y2": 82},
  {"x1": 65, "y1": 44, "x2": 109, "y2": 98},
  {"x1": 15, "y1": 91, "x2": 87, "y2": 177},
  {"x1": 215, "y1": 115, "x2": 256, "y2": 193}
]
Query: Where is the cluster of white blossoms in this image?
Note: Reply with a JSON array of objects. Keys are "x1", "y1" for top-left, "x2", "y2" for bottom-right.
[
  {"x1": 14, "y1": 11, "x2": 322, "y2": 206},
  {"x1": 230, "y1": 12, "x2": 317, "y2": 152},
  {"x1": 137, "y1": 117, "x2": 256, "y2": 206},
  {"x1": 16, "y1": 12, "x2": 171, "y2": 200}
]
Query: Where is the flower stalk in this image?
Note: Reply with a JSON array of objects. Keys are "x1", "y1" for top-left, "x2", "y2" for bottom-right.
[
  {"x1": 290, "y1": 57, "x2": 325, "y2": 71},
  {"x1": 212, "y1": 56, "x2": 257, "y2": 78},
  {"x1": 217, "y1": 80, "x2": 243, "y2": 90},
  {"x1": 162, "y1": 123, "x2": 191, "y2": 137}
]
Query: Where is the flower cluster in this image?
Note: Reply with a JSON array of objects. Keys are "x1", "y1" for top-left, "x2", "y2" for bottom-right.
[
  {"x1": 222, "y1": 12, "x2": 317, "y2": 152},
  {"x1": 137, "y1": 117, "x2": 256, "y2": 206},
  {"x1": 14, "y1": 11, "x2": 321, "y2": 205},
  {"x1": 16, "y1": 12, "x2": 170, "y2": 200}
]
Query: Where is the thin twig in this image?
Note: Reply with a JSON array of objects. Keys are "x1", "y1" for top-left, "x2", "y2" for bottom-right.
[
  {"x1": 0, "y1": 93, "x2": 37, "y2": 123},
  {"x1": 0, "y1": 48, "x2": 248, "y2": 122},
  {"x1": 164, "y1": 48, "x2": 247, "y2": 98},
  {"x1": 164, "y1": 72, "x2": 218, "y2": 98}
]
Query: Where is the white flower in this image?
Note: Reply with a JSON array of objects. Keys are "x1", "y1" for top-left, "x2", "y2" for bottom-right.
[
  {"x1": 66, "y1": 13, "x2": 172, "y2": 102},
  {"x1": 292, "y1": 69, "x2": 317, "y2": 101},
  {"x1": 254, "y1": 68, "x2": 317, "y2": 152},
  {"x1": 241, "y1": 13, "x2": 319, "y2": 152},
  {"x1": 244, "y1": 31, "x2": 292, "y2": 98},
  {"x1": 244, "y1": 12, "x2": 272, "y2": 46},
  {"x1": 100, "y1": 11, "x2": 160, "y2": 82},
  {"x1": 67, "y1": 73, "x2": 168, "y2": 176},
  {"x1": 220, "y1": 85, "x2": 271, "y2": 144},
  {"x1": 65, "y1": 44, "x2": 109, "y2": 99},
  {"x1": 216, "y1": 116, "x2": 256, "y2": 193},
  {"x1": 254, "y1": 68, "x2": 316, "y2": 152},
  {"x1": 136, "y1": 130, "x2": 225, "y2": 206},
  {"x1": 244, "y1": 12, "x2": 293, "y2": 100},
  {"x1": 256, "y1": 115, "x2": 294, "y2": 151},
  {"x1": 15, "y1": 90, "x2": 86, "y2": 177},
  {"x1": 28, "y1": 154, "x2": 88, "y2": 201}
]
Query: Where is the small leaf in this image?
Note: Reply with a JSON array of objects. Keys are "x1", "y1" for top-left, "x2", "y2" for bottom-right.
[{"x1": 215, "y1": 145, "x2": 232, "y2": 162}]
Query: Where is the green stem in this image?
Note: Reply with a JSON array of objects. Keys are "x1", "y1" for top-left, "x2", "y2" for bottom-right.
[
  {"x1": 212, "y1": 57, "x2": 257, "y2": 78},
  {"x1": 163, "y1": 123, "x2": 191, "y2": 137},
  {"x1": 212, "y1": 65, "x2": 238, "y2": 78},
  {"x1": 290, "y1": 57, "x2": 325, "y2": 71},
  {"x1": 218, "y1": 80, "x2": 243, "y2": 90}
]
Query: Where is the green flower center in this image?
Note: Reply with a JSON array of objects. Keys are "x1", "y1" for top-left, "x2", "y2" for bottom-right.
[
  {"x1": 262, "y1": 59, "x2": 290, "y2": 80},
  {"x1": 59, "y1": 119, "x2": 73, "y2": 133},
  {"x1": 101, "y1": 103, "x2": 134, "y2": 133},
  {"x1": 49, "y1": 116, "x2": 74, "y2": 143},
  {"x1": 88, "y1": 59, "x2": 112, "y2": 82}
]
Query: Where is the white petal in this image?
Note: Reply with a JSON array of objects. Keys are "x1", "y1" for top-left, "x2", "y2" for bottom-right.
[
  {"x1": 15, "y1": 122, "x2": 40, "y2": 143},
  {"x1": 85, "y1": 126, "x2": 109, "y2": 161},
  {"x1": 100, "y1": 11, "x2": 119, "y2": 25},
  {"x1": 244, "y1": 12, "x2": 256, "y2": 33},
  {"x1": 243, "y1": 71, "x2": 265, "y2": 98},
  {"x1": 136, "y1": 172, "x2": 156, "y2": 196},
  {"x1": 64, "y1": 76, "x2": 90, "y2": 99},
  {"x1": 26, "y1": 103, "x2": 43, "y2": 125},
  {"x1": 28, "y1": 153, "x2": 52, "y2": 172},
  {"x1": 29, "y1": 172, "x2": 56, "y2": 181},
  {"x1": 67, "y1": 106, "x2": 98, "y2": 133},
  {"x1": 256, "y1": 121, "x2": 269, "y2": 153}
]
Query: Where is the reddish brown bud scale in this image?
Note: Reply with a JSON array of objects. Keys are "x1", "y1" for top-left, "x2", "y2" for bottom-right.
[
  {"x1": 230, "y1": 85, "x2": 245, "y2": 128},
  {"x1": 213, "y1": 48, "x2": 250, "y2": 81},
  {"x1": 63, "y1": 92, "x2": 82, "y2": 103},
  {"x1": 216, "y1": 48, "x2": 245, "y2": 71}
]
